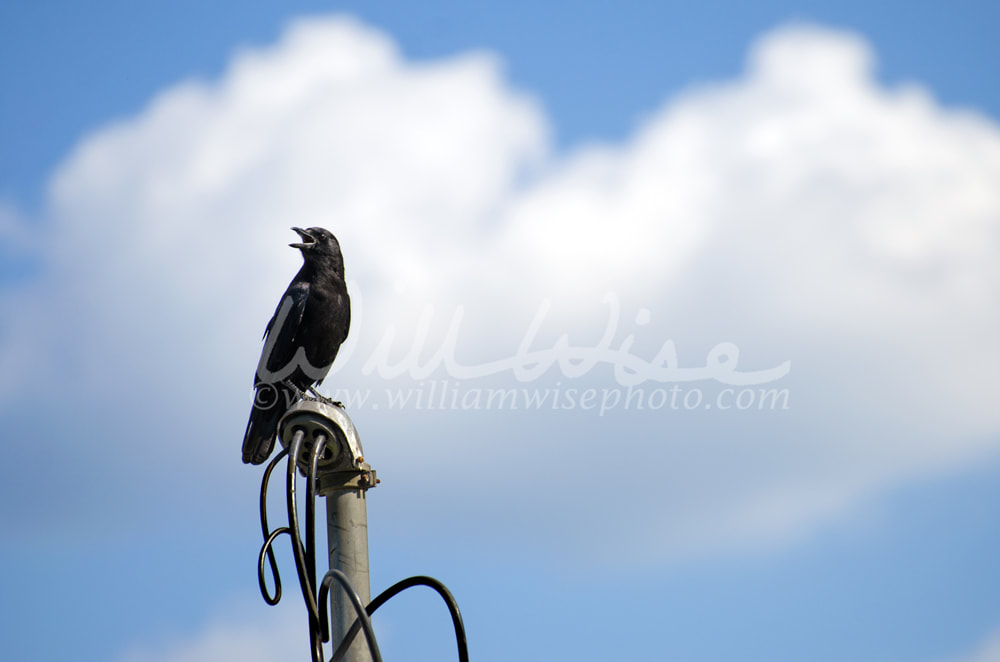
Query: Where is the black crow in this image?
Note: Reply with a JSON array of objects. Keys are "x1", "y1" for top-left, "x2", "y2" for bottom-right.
[{"x1": 242, "y1": 227, "x2": 351, "y2": 465}]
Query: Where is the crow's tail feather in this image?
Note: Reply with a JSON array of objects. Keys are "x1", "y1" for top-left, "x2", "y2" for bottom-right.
[{"x1": 242, "y1": 383, "x2": 293, "y2": 465}]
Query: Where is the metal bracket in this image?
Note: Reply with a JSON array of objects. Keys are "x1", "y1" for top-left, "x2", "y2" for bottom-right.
[
  {"x1": 317, "y1": 468, "x2": 379, "y2": 495},
  {"x1": 277, "y1": 398, "x2": 369, "y2": 477}
]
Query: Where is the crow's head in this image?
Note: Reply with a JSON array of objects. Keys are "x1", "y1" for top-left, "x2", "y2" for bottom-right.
[{"x1": 290, "y1": 227, "x2": 344, "y2": 270}]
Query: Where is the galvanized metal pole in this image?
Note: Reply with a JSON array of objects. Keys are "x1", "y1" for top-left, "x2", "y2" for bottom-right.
[{"x1": 324, "y1": 486, "x2": 372, "y2": 662}]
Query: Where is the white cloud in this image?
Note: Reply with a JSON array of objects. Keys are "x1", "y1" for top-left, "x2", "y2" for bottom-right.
[
  {"x1": 118, "y1": 606, "x2": 306, "y2": 662},
  {"x1": 938, "y1": 628, "x2": 1000, "y2": 662},
  {"x1": 2, "y1": 16, "x2": 1000, "y2": 563}
]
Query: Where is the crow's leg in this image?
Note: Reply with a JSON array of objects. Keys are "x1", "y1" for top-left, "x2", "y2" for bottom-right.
[
  {"x1": 306, "y1": 385, "x2": 343, "y2": 408},
  {"x1": 281, "y1": 380, "x2": 306, "y2": 401}
]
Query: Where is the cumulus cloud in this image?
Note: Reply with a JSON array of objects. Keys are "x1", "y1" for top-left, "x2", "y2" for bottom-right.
[
  {"x1": 2, "y1": 15, "x2": 999, "y2": 563},
  {"x1": 118, "y1": 607, "x2": 305, "y2": 662},
  {"x1": 938, "y1": 628, "x2": 1000, "y2": 662}
]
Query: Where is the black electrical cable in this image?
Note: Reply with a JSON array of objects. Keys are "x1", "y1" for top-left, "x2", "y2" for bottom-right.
[
  {"x1": 328, "y1": 575, "x2": 469, "y2": 662},
  {"x1": 320, "y1": 569, "x2": 384, "y2": 662},
  {"x1": 257, "y1": 448, "x2": 289, "y2": 605}
]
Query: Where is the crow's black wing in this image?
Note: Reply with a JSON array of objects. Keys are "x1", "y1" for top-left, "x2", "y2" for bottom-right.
[
  {"x1": 258, "y1": 279, "x2": 310, "y2": 380},
  {"x1": 242, "y1": 279, "x2": 310, "y2": 465}
]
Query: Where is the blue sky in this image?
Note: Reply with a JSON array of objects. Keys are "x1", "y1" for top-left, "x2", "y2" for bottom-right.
[
  {"x1": 2, "y1": 2, "x2": 999, "y2": 662},
  {"x1": 3, "y1": 0, "x2": 999, "y2": 209}
]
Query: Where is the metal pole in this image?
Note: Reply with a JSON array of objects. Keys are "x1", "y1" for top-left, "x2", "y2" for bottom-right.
[{"x1": 325, "y1": 486, "x2": 372, "y2": 662}]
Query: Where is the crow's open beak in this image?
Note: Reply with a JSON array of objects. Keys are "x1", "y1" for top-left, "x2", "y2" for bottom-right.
[{"x1": 289, "y1": 227, "x2": 315, "y2": 250}]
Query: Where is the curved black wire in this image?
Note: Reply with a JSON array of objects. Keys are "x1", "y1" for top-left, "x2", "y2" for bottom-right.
[
  {"x1": 319, "y1": 569, "x2": 384, "y2": 662},
  {"x1": 257, "y1": 448, "x2": 290, "y2": 605},
  {"x1": 305, "y1": 433, "x2": 328, "y2": 662},
  {"x1": 328, "y1": 575, "x2": 469, "y2": 662},
  {"x1": 257, "y1": 433, "x2": 327, "y2": 662},
  {"x1": 285, "y1": 429, "x2": 322, "y2": 627}
]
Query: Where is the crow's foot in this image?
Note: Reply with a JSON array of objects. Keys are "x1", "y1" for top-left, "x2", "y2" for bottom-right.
[{"x1": 302, "y1": 386, "x2": 343, "y2": 409}]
